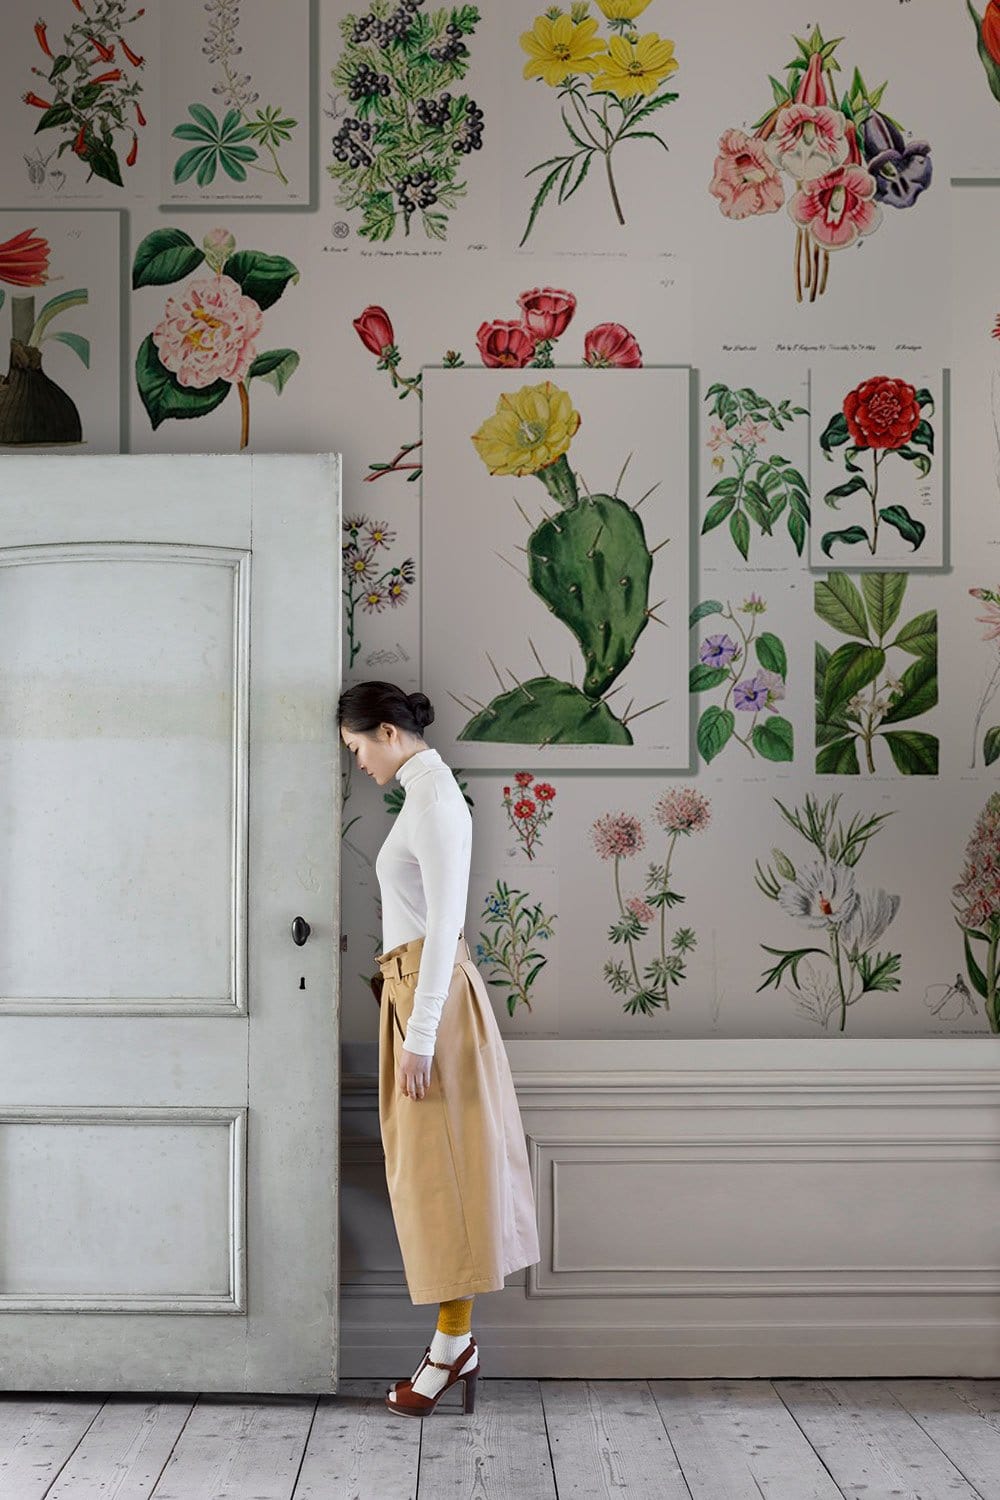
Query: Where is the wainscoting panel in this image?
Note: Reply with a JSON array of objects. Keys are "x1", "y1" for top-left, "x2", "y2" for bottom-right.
[{"x1": 339, "y1": 1039, "x2": 1000, "y2": 1378}]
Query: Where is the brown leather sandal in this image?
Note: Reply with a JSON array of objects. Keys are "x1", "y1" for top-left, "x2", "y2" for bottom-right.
[{"x1": 385, "y1": 1335, "x2": 479, "y2": 1417}]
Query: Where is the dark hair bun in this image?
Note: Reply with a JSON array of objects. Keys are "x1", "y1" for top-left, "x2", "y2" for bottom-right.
[{"x1": 408, "y1": 691, "x2": 434, "y2": 730}]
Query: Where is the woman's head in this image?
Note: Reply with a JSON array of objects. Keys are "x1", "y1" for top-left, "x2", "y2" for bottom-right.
[{"x1": 337, "y1": 680, "x2": 435, "y2": 786}]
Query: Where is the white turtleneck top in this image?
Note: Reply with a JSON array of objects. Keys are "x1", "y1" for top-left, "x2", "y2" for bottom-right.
[{"x1": 374, "y1": 745, "x2": 473, "y2": 1057}]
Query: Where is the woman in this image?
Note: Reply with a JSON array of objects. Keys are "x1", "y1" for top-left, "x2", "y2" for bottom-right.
[{"x1": 338, "y1": 680, "x2": 541, "y2": 1417}]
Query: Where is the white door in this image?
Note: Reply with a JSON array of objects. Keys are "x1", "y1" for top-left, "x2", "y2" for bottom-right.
[{"x1": 0, "y1": 452, "x2": 341, "y2": 1393}]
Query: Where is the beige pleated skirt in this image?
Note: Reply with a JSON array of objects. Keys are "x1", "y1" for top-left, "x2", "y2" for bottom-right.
[{"x1": 374, "y1": 931, "x2": 541, "y2": 1304}]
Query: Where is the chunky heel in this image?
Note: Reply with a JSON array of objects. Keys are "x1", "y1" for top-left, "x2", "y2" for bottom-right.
[{"x1": 386, "y1": 1334, "x2": 480, "y2": 1417}]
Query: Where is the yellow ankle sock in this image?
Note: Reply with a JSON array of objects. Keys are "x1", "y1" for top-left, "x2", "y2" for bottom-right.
[{"x1": 436, "y1": 1295, "x2": 474, "y2": 1337}]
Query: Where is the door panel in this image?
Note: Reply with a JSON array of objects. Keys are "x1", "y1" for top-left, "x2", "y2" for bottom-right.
[{"x1": 0, "y1": 453, "x2": 341, "y2": 1392}]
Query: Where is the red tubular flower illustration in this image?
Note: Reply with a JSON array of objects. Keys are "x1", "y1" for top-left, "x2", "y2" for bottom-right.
[
  {"x1": 72, "y1": 122, "x2": 88, "y2": 154},
  {"x1": 583, "y1": 321, "x2": 642, "y2": 367},
  {"x1": 794, "y1": 51, "x2": 828, "y2": 106},
  {"x1": 353, "y1": 305, "x2": 394, "y2": 358},
  {"x1": 126, "y1": 131, "x2": 137, "y2": 166},
  {"x1": 984, "y1": 0, "x2": 1000, "y2": 64},
  {"x1": 0, "y1": 227, "x2": 50, "y2": 286},
  {"x1": 87, "y1": 34, "x2": 115, "y2": 61},
  {"x1": 89, "y1": 68, "x2": 122, "y2": 85},
  {"x1": 22, "y1": 91, "x2": 52, "y2": 108},
  {"x1": 476, "y1": 319, "x2": 536, "y2": 368},
  {"x1": 34, "y1": 20, "x2": 53, "y2": 58},
  {"x1": 134, "y1": 100, "x2": 146, "y2": 127},
  {"x1": 118, "y1": 37, "x2": 144, "y2": 67},
  {"x1": 843, "y1": 376, "x2": 920, "y2": 449},
  {"x1": 517, "y1": 286, "x2": 576, "y2": 341}
]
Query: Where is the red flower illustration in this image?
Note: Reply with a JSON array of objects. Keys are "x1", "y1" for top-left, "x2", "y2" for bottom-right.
[
  {"x1": 534, "y1": 782, "x2": 556, "y2": 801},
  {"x1": 984, "y1": 0, "x2": 1000, "y2": 65},
  {"x1": 34, "y1": 20, "x2": 53, "y2": 57},
  {"x1": 514, "y1": 771, "x2": 534, "y2": 786},
  {"x1": 353, "y1": 305, "x2": 394, "y2": 358},
  {"x1": 583, "y1": 322, "x2": 642, "y2": 368},
  {"x1": 517, "y1": 286, "x2": 576, "y2": 341},
  {"x1": 513, "y1": 799, "x2": 536, "y2": 819},
  {"x1": 476, "y1": 319, "x2": 536, "y2": 368},
  {"x1": 118, "y1": 36, "x2": 144, "y2": 67},
  {"x1": 843, "y1": 376, "x2": 920, "y2": 450},
  {"x1": 0, "y1": 227, "x2": 50, "y2": 286},
  {"x1": 87, "y1": 34, "x2": 116, "y2": 61}
]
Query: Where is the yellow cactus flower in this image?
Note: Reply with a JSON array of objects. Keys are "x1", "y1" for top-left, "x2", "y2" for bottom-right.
[
  {"x1": 595, "y1": 0, "x2": 652, "y2": 19},
  {"x1": 471, "y1": 381, "x2": 581, "y2": 476},
  {"x1": 591, "y1": 32, "x2": 678, "y2": 98},
  {"x1": 520, "y1": 13, "x2": 605, "y2": 87}
]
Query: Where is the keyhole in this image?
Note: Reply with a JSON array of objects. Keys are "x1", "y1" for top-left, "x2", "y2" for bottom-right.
[{"x1": 299, "y1": 976, "x2": 306, "y2": 990}]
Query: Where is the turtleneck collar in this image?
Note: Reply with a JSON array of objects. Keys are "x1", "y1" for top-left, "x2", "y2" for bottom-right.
[{"x1": 395, "y1": 745, "x2": 442, "y2": 788}]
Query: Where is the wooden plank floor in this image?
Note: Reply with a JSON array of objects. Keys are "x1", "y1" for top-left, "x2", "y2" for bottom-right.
[{"x1": 1, "y1": 1378, "x2": 999, "y2": 1499}]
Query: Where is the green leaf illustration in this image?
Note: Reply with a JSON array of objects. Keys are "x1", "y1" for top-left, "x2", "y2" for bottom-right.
[
  {"x1": 135, "y1": 333, "x2": 230, "y2": 431},
  {"x1": 984, "y1": 726, "x2": 1000, "y2": 766},
  {"x1": 755, "y1": 632, "x2": 787, "y2": 678},
  {"x1": 878, "y1": 505, "x2": 926, "y2": 551},
  {"x1": 132, "y1": 228, "x2": 204, "y2": 289},
  {"x1": 697, "y1": 705, "x2": 734, "y2": 762},
  {"x1": 890, "y1": 609, "x2": 936, "y2": 658},
  {"x1": 881, "y1": 728, "x2": 938, "y2": 775},
  {"x1": 752, "y1": 715, "x2": 793, "y2": 762},
  {"x1": 821, "y1": 524, "x2": 870, "y2": 557},
  {"x1": 862, "y1": 573, "x2": 906, "y2": 639},
  {"x1": 815, "y1": 573, "x2": 871, "y2": 640}
]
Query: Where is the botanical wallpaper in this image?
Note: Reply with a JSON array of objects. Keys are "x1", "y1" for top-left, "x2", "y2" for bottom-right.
[{"x1": 0, "y1": 0, "x2": 997, "y2": 1038}]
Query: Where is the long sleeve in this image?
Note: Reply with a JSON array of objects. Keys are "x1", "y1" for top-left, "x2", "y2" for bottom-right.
[{"x1": 402, "y1": 794, "x2": 471, "y2": 1056}]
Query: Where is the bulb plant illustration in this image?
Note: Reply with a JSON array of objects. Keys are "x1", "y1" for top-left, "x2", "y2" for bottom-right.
[
  {"x1": 815, "y1": 571, "x2": 938, "y2": 776},
  {"x1": 328, "y1": 0, "x2": 484, "y2": 241},
  {"x1": 968, "y1": 586, "x2": 1000, "y2": 769},
  {"x1": 518, "y1": 0, "x2": 679, "y2": 245},
  {"x1": 953, "y1": 793, "x2": 1000, "y2": 1034},
  {"x1": 132, "y1": 225, "x2": 299, "y2": 450},
  {"x1": 689, "y1": 593, "x2": 792, "y2": 765},
  {"x1": 968, "y1": 0, "x2": 1000, "y2": 103},
  {"x1": 591, "y1": 791, "x2": 708, "y2": 1016},
  {"x1": 755, "y1": 792, "x2": 901, "y2": 1032},
  {"x1": 475, "y1": 880, "x2": 555, "y2": 1017},
  {"x1": 709, "y1": 27, "x2": 932, "y2": 304},
  {"x1": 0, "y1": 227, "x2": 89, "y2": 446},
  {"x1": 459, "y1": 379, "x2": 669, "y2": 746},
  {"x1": 702, "y1": 381, "x2": 809, "y2": 559},
  {"x1": 171, "y1": 0, "x2": 298, "y2": 190},
  {"x1": 23, "y1": 0, "x2": 147, "y2": 187},
  {"x1": 818, "y1": 376, "x2": 934, "y2": 558}
]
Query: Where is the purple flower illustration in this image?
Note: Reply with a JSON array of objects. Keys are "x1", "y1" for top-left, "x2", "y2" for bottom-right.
[
  {"x1": 700, "y1": 633, "x2": 738, "y2": 668},
  {"x1": 734, "y1": 675, "x2": 770, "y2": 712},
  {"x1": 860, "y1": 112, "x2": 932, "y2": 210}
]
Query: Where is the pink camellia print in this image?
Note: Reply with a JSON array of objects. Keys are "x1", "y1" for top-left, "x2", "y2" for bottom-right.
[
  {"x1": 709, "y1": 26, "x2": 932, "y2": 303},
  {"x1": 134, "y1": 225, "x2": 299, "y2": 449},
  {"x1": 152, "y1": 275, "x2": 263, "y2": 388}
]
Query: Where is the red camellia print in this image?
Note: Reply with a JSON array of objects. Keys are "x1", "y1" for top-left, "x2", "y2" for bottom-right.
[
  {"x1": 843, "y1": 376, "x2": 920, "y2": 450},
  {"x1": 516, "y1": 286, "x2": 576, "y2": 342}
]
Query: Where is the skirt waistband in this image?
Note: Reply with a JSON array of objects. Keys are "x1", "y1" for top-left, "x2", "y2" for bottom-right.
[{"x1": 376, "y1": 930, "x2": 468, "y2": 979}]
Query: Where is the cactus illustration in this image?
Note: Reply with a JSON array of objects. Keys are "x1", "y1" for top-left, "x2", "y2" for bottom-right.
[{"x1": 461, "y1": 380, "x2": 666, "y2": 746}]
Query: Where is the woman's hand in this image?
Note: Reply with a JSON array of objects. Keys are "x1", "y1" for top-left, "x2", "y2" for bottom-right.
[{"x1": 398, "y1": 1047, "x2": 433, "y2": 1100}]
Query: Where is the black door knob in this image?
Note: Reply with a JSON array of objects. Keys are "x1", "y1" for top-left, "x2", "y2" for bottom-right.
[{"x1": 291, "y1": 917, "x2": 311, "y2": 946}]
